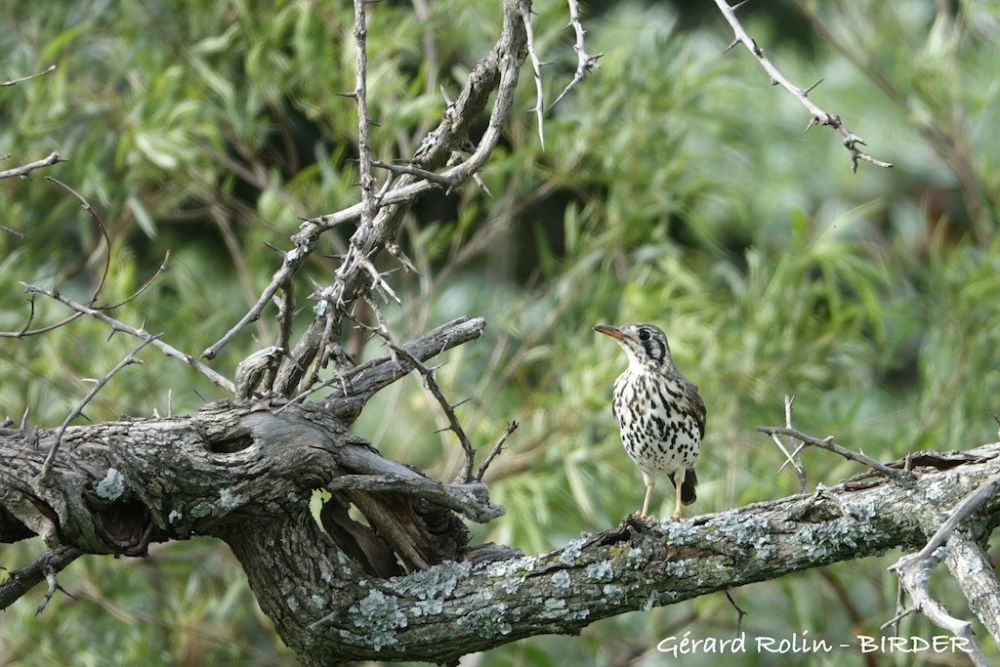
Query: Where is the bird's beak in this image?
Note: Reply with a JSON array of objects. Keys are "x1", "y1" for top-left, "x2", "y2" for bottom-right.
[{"x1": 594, "y1": 324, "x2": 626, "y2": 341}]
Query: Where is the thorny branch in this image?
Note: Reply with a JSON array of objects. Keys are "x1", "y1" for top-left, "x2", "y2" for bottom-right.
[
  {"x1": 769, "y1": 395, "x2": 807, "y2": 491},
  {"x1": 550, "y1": 0, "x2": 603, "y2": 109},
  {"x1": 0, "y1": 545, "x2": 81, "y2": 612},
  {"x1": 757, "y1": 424, "x2": 911, "y2": 482},
  {"x1": 39, "y1": 336, "x2": 160, "y2": 480},
  {"x1": 521, "y1": 5, "x2": 545, "y2": 149},
  {"x1": 713, "y1": 0, "x2": 893, "y2": 172},
  {"x1": 22, "y1": 284, "x2": 235, "y2": 393}
]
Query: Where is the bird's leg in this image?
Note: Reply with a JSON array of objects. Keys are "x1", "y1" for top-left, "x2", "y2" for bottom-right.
[
  {"x1": 640, "y1": 472, "x2": 655, "y2": 518},
  {"x1": 671, "y1": 469, "x2": 685, "y2": 521}
]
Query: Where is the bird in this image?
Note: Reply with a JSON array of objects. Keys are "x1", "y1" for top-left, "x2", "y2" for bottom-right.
[{"x1": 594, "y1": 323, "x2": 706, "y2": 521}]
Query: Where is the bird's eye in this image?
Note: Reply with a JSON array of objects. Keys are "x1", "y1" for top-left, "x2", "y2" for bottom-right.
[{"x1": 638, "y1": 329, "x2": 650, "y2": 341}]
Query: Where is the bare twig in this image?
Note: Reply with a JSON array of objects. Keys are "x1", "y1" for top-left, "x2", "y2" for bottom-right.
[
  {"x1": 354, "y1": 0, "x2": 378, "y2": 238},
  {"x1": 363, "y1": 298, "x2": 477, "y2": 482},
  {"x1": 521, "y1": 5, "x2": 545, "y2": 149},
  {"x1": 22, "y1": 284, "x2": 235, "y2": 393},
  {"x1": 757, "y1": 425, "x2": 909, "y2": 481},
  {"x1": 371, "y1": 159, "x2": 454, "y2": 186},
  {"x1": 711, "y1": 0, "x2": 892, "y2": 172},
  {"x1": 0, "y1": 545, "x2": 81, "y2": 612},
  {"x1": 0, "y1": 64, "x2": 57, "y2": 87},
  {"x1": 0, "y1": 151, "x2": 62, "y2": 180},
  {"x1": 550, "y1": 0, "x2": 603, "y2": 109},
  {"x1": 724, "y1": 589, "x2": 748, "y2": 635},
  {"x1": 0, "y1": 252, "x2": 169, "y2": 339},
  {"x1": 201, "y1": 244, "x2": 311, "y2": 360},
  {"x1": 204, "y1": 0, "x2": 530, "y2": 380},
  {"x1": 45, "y1": 177, "x2": 113, "y2": 303},
  {"x1": 771, "y1": 395, "x2": 807, "y2": 491},
  {"x1": 475, "y1": 421, "x2": 519, "y2": 481},
  {"x1": 39, "y1": 336, "x2": 159, "y2": 479}
]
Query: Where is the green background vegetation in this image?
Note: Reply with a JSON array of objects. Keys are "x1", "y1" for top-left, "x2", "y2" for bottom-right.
[{"x1": 2, "y1": 0, "x2": 999, "y2": 664}]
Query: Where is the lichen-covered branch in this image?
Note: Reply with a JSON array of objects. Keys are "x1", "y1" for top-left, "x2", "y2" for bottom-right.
[{"x1": 6, "y1": 396, "x2": 1000, "y2": 664}]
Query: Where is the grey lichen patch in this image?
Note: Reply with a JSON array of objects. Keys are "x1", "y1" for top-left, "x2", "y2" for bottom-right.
[
  {"x1": 456, "y1": 593, "x2": 509, "y2": 638},
  {"x1": 167, "y1": 509, "x2": 183, "y2": 524},
  {"x1": 487, "y1": 555, "x2": 537, "y2": 578},
  {"x1": 850, "y1": 497, "x2": 877, "y2": 521},
  {"x1": 559, "y1": 538, "x2": 585, "y2": 565},
  {"x1": 311, "y1": 594, "x2": 327, "y2": 610},
  {"x1": 796, "y1": 512, "x2": 883, "y2": 560},
  {"x1": 603, "y1": 583, "x2": 626, "y2": 605},
  {"x1": 626, "y1": 547, "x2": 649, "y2": 570},
  {"x1": 551, "y1": 571, "x2": 572, "y2": 588},
  {"x1": 287, "y1": 596, "x2": 299, "y2": 612},
  {"x1": 347, "y1": 590, "x2": 408, "y2": 651},
  {"x1": 959, "y1": 550, "x2": 984, "y2": 575},
  {"x1": 218, "y1": 487, "x2": 247, "y2": 510},
  {"x1": 96, "y1": 468, "x2": 125, "y2": 501},
  {"x1": 412, "y1": 599, "x2": 443, "y2": 617},
  {"x1": 503, "y1": 576, "x2": 525, "y2": 595},
  {"x1": 925, "y1": 481, "x2": 946, "y2": 501},
  {"x1": 711, "y1": 511, "x2": 775, "y2": 561},
  {"x1": 387, "y1": 559, "x2": 471, "y2": 600},
  {"x1": 538, "y1": 597, "x2": 567, "y2": 620},
  {"x1": 659, "y1": 519, "x2": 699, "y2": 543},
  {"x1": 585, "y1": 560, "x2": 614, "y2": 582},
  {"x1": 190, "y1": 501, "x2": 213, "y2": 519}
]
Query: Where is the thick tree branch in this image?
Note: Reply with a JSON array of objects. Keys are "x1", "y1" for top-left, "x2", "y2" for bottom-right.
[{"x1": 5, "y1": 400, "x2": 1000, "y2": 663}]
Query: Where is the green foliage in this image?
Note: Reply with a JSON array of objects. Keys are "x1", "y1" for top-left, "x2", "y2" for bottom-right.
[{"x1": 3, "y1": 1, "x2": 1000, "y2": 665}]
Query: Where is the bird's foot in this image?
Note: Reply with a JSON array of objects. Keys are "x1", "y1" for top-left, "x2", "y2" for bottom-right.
[{"x1": 670, "y1": 512, "x2": 683, "y2": 522}]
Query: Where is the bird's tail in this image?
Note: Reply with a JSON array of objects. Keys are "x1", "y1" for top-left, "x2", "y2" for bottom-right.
[{"x1": 680, "y1": 469, "x2": 697, "y2": 505}]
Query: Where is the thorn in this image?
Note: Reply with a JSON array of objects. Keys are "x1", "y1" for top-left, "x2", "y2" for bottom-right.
[
  {"x1": 803, "y1": 116, "x2": 819, "y2": 133},
  {"x1": 724, "y1": 38, "x2": 740, "y2": 53},
  {"x1": 451, "y1": 397, "x2": 473, "y2": 410},
  {"x1": 337, "y1": 91, "x2": 358, "y2": 98},
  {"x1": 803, "y1": 78, "x2": 824, "y2": 96},
  {"x1": 731, "y1": 0, "x2": 753, "y2": 10}
]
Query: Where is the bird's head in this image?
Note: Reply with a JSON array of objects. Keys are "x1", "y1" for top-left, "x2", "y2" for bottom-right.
[{"x1": 594, "y1": 322, "x2": 674, "y2": 371}]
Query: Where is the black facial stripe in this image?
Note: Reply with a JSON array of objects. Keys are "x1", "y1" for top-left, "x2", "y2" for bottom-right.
[{"x1": 642, "y1": 337, "x2": 663, "y2": 362}]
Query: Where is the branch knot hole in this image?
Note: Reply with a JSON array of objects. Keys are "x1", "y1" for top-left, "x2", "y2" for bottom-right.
[{"x1": 207, "y1": 429, "x2": 255, "y2": 454}]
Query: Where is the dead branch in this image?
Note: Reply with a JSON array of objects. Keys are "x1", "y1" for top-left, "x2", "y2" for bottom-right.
[
  {"x1": 0, "y1": 151, "x2": 63, "y2": 180},
  {"x1": 40, "y1": 336, "x2": 159, "y2": 480},
  {"x1": 0, "y1": 545, "x2": 81, "y2": 612},
  {"x1": 550, "y1": 0, "x2": 603, "y2": 109},
  {"x1": 712, "y1": 0, "x2": 892, "y2": 172},
  {"x1": 476, "y1": 421, "x2": 519, "y2": 482},
  {"x1": 757, "y1": 424, "x2": 911, "y2": 482},
  {"x1": 21, "y1": 284, "x2": 235, "y2": 393}
]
